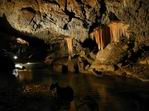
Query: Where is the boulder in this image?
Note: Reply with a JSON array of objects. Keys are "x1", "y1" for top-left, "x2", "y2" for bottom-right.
[
  {"x1": 96, "y1": 43, "x2": 128, "y2": 65},
  {"x1": 90, "y1": 43, "x2": 129, "y2": 72}
]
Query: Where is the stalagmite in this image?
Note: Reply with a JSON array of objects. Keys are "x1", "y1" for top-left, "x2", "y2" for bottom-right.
[
  {"x1": 108, "y1": 21, "x2": 129, "y2": 43},
  {"x1": 65, "y1": 37, "x2": 73, "y2": 60}
]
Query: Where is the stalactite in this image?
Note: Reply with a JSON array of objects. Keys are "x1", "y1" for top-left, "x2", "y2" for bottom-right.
[
  {"x1": 65, "y1": 37, "x2": 73, "y2": 60},
  {"x1": 90, "y1": 27, "x2": 109, "y2": 50},
  {"x1": 90, "y1": 21, "x2": 129, "y2": 51},
  {"x1": 108, "y1": 21, "x2": 129, "y2": 43}
]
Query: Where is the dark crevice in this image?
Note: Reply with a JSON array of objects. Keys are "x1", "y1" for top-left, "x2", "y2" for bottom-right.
[
  {"x1": 62, "y1": 65, "x2": 68, "y2": 73},
  {"x1": 63, "y1": 0, "x2": 75, "y2": 22},
  {"x1": 0, "y1": 14, "x2": 24, "y2": 38},
  {"x1": 42, "y1": 13, "x2": 55, "y2": 25},
  {"x1": 76, "y1": 0, "x2": 82, "y2": 4},
  {"x1": 98, "y1": 0, "x2": 107, "y2": 24},
  {"x1": 135, "y1": 0, "x2": 143, "y2": 13},
  {"x1": 62, "y1": 0, "x2": 76, "y2": 30},
  {"x1": 137, "y1": 1, "x2": 143, "y2": 10},
  {"x1": 63, "y1": 0, "x2": 91, "y2": 29},
  {"x1": 81, "y1": 4, "x2": 86, "y2": 19},
  {"x1": 0, "y1": 15, "x2": 49, "y2": 62},
  {"x1": 134, "y1": 0, "x2": 137, "y2": 4},
  {"x1": 35, "y1": 0, "x2": 43, "y2": 19},
  {"x1": 42, "y1": 13, "x2": 48, "y2": 19},
  {"x1": 0, "y1": 14, "x2": 47, "y2": 48},
  {"x1": 108, "y1": 12, "x2": 120, "y2": 21},
  {"x1": 21, "y1": 7, "x2": 36, "y2": 14},
  {"x1": 88, "y1": 23, "x2": 98, "y2": 34},
  {"x1": 66, "y1": 10, "x2": 75, "y2": 22},
  {"x1": 76, "y1": 0, "x2": 86, "y2": 19},
  {"x1": 82, "y1": 20, "x2": 90, "y2": 28},
  {"x1": 29, "y1": 15, "x2": 36, "y2": 25},
  {"x1": 63, "y1": 24, "x2": 68, "y2": 30},
  {"x1": 76, "y1": 0, "x2": 90, "y2": 28},
  {"x1": 81, "y1": 38, "x2": 98, "y2": 52},
  {"x1": 43, "y1": 0, "x2": 60, "y2": 7},
  {"x1": 89, "y1": 0, "x2": 107, "y2": 33},
  {"x1": 117, "y1": 0, "x2": 121, "y2": 3},
  {"x1": 86, "y1": 4, "x2": 91, "y2": 9}
]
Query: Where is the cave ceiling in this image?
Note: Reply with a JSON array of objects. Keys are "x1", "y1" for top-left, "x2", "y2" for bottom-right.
[{"x1": 0, "y1": 0, "x2": 148, "y2": 45}]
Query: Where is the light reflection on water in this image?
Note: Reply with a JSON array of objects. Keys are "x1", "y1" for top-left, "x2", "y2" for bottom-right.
[{"x1": 17, "y1": 65, "x2": 149, "y2": 111}]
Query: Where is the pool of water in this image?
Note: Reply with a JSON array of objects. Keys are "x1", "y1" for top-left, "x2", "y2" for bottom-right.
[{"x1": 17, "y1": 63, "x2": 149, "y2": 111}]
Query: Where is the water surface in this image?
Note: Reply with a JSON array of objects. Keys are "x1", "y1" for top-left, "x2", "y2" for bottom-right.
[{"x1": 17, "y1": 64, "x2": 149, "y2": 111}]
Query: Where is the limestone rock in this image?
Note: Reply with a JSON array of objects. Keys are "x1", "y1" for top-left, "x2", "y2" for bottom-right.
[
  {"x1": 95, "y1": 43, "x2": 128, "y2": 65},
  {"x1": 138, "y1": 52, "x2": 149, "y2": 65},
  {"x1": 139, "y1": 57, "x2": 149, "y2": 65},
  {"x1": 52, "y1": 58, "x2": 76, "y2": 73},
  {"x1": 0, "y1": 0, "x2": 101, "y2": 43},
  {"x1": 90, "y1": 43, "x2": 129, "y2": 72},
  {"x1": 0, "y1": 0, "x2": 149, "y2": 79},
  {"x1": 91, "y1": 63, "x2": 115, "y2": 72},
  {"x1": 0, "y1": 0, "x2": 148, "y2": 51},
  {"x1": 105, "y1": 0, "x2": 149, "y2": 46}
]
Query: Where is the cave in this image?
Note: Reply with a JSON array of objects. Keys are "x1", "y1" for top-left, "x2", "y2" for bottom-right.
[{"x1": 0, "y1": 0, "x2": 149, "y2": 111}]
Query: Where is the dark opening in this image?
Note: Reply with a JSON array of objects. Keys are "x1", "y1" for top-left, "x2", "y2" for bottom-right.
[
  {"x1": 81, "y1": 38, "x2": 98, "y2": 52},
  {"x1": 21, "y1": 7, "x2": 36, "y2": 14},
  {"x1": 108, "y1": 12, "x2": 120, "y2": 21},
  {"x1": 63, "y1": 24, "x2": 68, "y2": 30},
  {"x1": 0, "y1": 15, "x2": 49, "y2": 62},
  {"x1": 62, "y1": 65, "x2": 68, "y2": 73},
  {"x1": 64, "y1": 0, "x2": 75, "y2": 22}
]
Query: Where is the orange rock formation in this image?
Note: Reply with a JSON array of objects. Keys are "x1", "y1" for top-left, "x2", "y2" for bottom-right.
[
  {"x1": 65, "y1": 37, "x2": 73, "y2": 60},
  {"x1": 90, "y1": 21, "x2": 129, "y2": 50},
  {"x1": 108, "y1": 21, "x2": 129, "y2": 42}
]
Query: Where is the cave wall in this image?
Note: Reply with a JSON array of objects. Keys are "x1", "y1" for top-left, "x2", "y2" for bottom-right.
[
  {"x1": 0, "y1": 0, "x2": 100, "y2": 43},
  {"x1": 105, "y1": 0, "x2": 149, "y2": 45},
  {"x1": 0, "y1": 0, "x2": 148, "y2": 47}
]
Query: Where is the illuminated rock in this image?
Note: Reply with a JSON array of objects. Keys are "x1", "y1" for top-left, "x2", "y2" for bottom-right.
[
  {"x1": 0, "y1": 0, "x2": 148, "y2": 78},
  {"x1": 0, "y1": 0, "x2": 148, "y2": 48},
  {"x1": 108, "y1": 21, "x2": 129, "y2": 42},
  {"x1": 16, "y1": 38, "x2": 29, "y2": 46},
  {"x1": 90, "y1": 43, "x2": 129, "y2": 72},
  {"x1": 90, "y1": 26, "x2": 111, "y2": 50},
  {"x1": 65, "y1": 37, "x2": 73, "y2": 60}
]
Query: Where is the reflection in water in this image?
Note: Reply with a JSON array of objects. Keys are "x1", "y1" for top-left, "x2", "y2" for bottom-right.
[
  {"x1": 17, "y1": 67, "x2": 149, "y2": 111},
  {"x1": 50, "y1": 82, "x2": 74, "y2": 110},
  {"x1": 17, "y1": 70, "x2": 32, "y2": 81}
]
